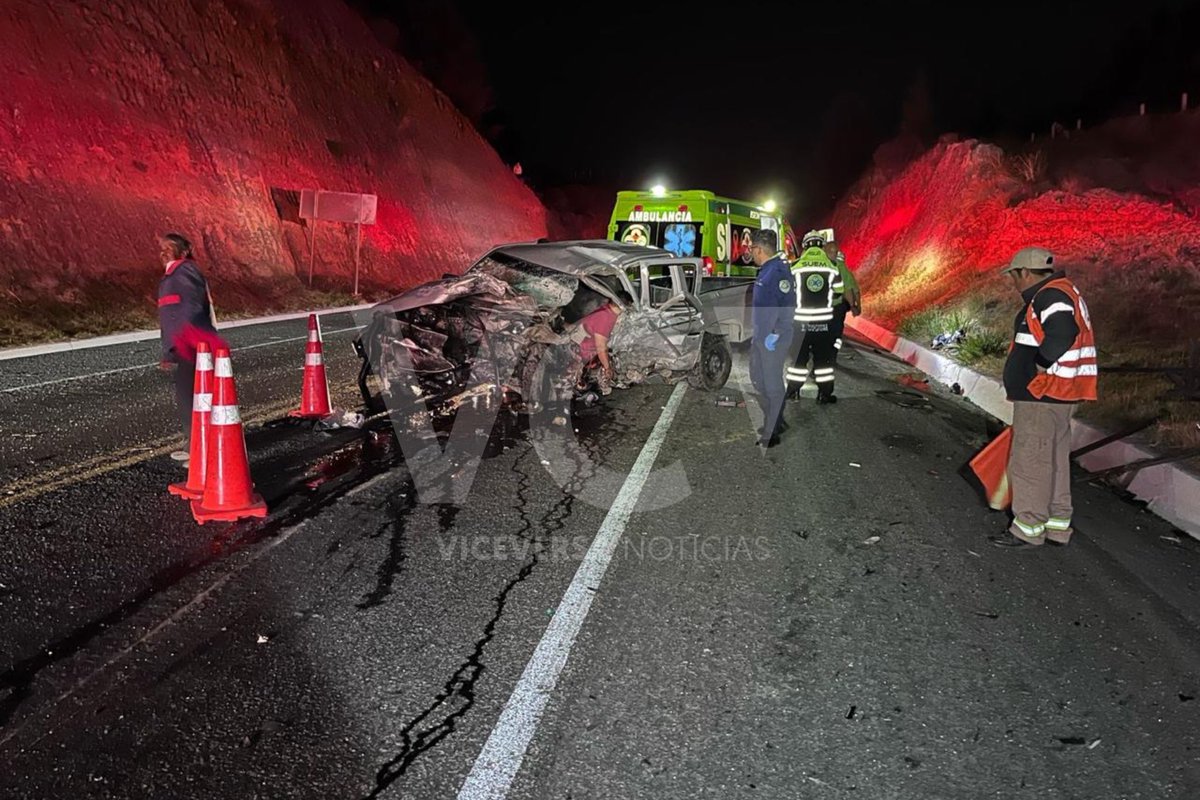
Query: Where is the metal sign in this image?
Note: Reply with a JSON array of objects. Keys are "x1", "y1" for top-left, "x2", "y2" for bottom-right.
[
  {"x1": 299, "y1": 190, "x2": 377, "y2": 225},
  {"x1": 298, "y1": 189, "x2": 378, "y2": 295}
]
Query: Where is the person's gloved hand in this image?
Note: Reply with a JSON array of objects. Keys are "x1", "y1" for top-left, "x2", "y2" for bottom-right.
[{"x1": 764, "y1": 333, "x2": 779, "y2": 351}]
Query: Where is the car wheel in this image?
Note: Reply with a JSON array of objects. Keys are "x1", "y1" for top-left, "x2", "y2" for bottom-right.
[{"x1": 689, "y1": 333, "x2": 732, "y2": 391}]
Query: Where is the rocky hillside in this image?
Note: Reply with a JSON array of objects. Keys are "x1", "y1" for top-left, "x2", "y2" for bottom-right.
[
  {"x1": 831, "y1": 112, "x2": 1200, "y2": 447},
  {"x1": 0, "y1": 0, "x2": 547, "y2": 343},
  {"x1": 831, "y1": 112, "x2": 1200, "y2": 337}
]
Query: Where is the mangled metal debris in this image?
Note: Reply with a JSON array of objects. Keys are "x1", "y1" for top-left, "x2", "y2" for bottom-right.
[{"x1": 354, "y1": 241, "x2": 733, "y2": 416}]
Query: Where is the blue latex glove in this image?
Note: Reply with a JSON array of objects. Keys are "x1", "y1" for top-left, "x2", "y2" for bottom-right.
[{"x1": 764, "y1": 333, "x2": 779, "y2": 351}]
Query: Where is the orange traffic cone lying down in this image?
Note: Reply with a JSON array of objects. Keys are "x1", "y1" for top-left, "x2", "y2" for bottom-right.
[
  {"x1": 290, "y1": 313, "x2": 332, "y2": 419},
  {"x1": 192, "y1": 347, "x2": 267, "y2": 523},
  {"x1": 967, "y1": 427, "x2": 1013, "y2": 510},
  {"x1": 168, "y1": 342, "x2": 214, "y2": 500}
]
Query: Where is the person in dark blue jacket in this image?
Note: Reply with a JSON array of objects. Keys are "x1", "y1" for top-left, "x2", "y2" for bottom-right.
[
  {"x1": 157, "y1": 233, "x2": 220, "y2": 460},
  {"x1": 748, "y1": 228, "x2": 797, "y2": 447}
]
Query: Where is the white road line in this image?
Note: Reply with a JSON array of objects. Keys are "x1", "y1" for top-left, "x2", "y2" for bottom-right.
[
  {"x1": 1, "y1": 325, "x2": 363, "y2": 394},
  {"x1": 457, "y1": 382, "x2": 688, "y2": 800},
  {"x1": 345, "y1": 470, "x2": 394, "y2": 498},
  {"x1": 0, "y1": 303, "x2": 375, "y2": 361},
  {"x1": 0, "y1": 520, "x2": 312, "y2": 752}
]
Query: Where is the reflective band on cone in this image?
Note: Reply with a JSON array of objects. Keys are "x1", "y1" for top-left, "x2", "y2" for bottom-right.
[{"x1": 210, "y1": 405, "x2": 241, "y2": 426}]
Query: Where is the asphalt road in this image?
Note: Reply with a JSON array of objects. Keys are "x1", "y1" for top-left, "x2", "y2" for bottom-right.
[{"x1": 1, "y1": 325, "x2": 1198, "y2": 799}]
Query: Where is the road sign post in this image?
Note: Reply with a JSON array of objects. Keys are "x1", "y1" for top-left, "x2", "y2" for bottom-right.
[{"x1": 299, "y1": 190, "x2": 377, "y2": 295}]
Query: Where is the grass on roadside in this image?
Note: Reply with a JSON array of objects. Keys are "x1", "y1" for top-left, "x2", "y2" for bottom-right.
[{"x1": 895, "y1": 293, "x2": 1199, "y2": 454}]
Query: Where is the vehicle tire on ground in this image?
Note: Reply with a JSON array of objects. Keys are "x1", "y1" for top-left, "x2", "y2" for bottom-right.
[{"x1": 689, "y1": 333, "x2": 732, "y2": 391}]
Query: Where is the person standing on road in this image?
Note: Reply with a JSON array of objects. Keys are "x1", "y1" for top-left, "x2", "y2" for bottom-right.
[
  {"x1": 991, "y1": 247, "x2": 1098, "y2": 549},
  {"x1": 157, "y1": 233, "x2": 221, "y2": 462},
  {"x1": 786, "y1": 231, "x2": 843, "y2": 404},
  {"x1": 823, "y1": 240, "x2": 861, "y2": 361},
  {"x1": 748, "y1": 228, "x2": 796, "y2": 448}
]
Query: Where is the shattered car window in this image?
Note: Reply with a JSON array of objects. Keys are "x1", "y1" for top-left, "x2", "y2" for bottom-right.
[{"x1": 472, "y1": 255, "x2": 578, "y2": 310}]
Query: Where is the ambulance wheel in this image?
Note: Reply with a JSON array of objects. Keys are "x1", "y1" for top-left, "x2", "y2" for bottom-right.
[{"x1": 690, "y1": 333, "x2": 732, "y2": 391}]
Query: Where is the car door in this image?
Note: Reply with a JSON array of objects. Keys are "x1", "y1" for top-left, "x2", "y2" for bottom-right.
[{"x1": 640, "y1": 258, "x2": 705, "y2": 362}]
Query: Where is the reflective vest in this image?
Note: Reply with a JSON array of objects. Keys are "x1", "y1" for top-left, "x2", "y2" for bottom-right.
[
  {"x1": 1023, "y1": 278, "x2": 1098, "y2": 402},
  {"x1": 791, "y1": 247, "x2": 843, "y2": 324}
]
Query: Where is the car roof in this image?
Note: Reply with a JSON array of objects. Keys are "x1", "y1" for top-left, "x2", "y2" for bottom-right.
[{"x1": 483, "y1": 240, "x2": 674, "y2": 276}]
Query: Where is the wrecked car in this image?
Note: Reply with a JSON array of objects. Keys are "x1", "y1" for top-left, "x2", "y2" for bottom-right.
[{"x1": 352, "y1": 240, "x2": 733, "y2": 416}]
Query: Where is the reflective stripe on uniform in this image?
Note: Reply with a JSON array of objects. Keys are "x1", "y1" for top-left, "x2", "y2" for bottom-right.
[
  {"x1": 814, "y1": 374, "x2": 835, "y2": 383},
  {"x1": 1014, "y1": 332, "x2": 1038, "y2": 347},
  {"x1": 1056, "y1": 347, "x2": 1097, "y2": 362},
  {"x1": 192, "y1": 392, "x2": 213, "y2": 412},
  {"x1": 158, "y1": 294, "x2": 181, "y2": 307},
  {"x1": 210, "y1": 405, "x2": 241, "y2": 426},
  {"x1": 1014, "y1": 519, "x2": 1046, "y2": 537},
  {"x1": 1039, "y1": 302, "x2": 1075, "y2": 323},
  {"x1": 1048, "y1": 363, "x2": 1098, "y2": 378},
  {"x1": 1045, "y1": 517, "x2": 1072, "y2": 531}
]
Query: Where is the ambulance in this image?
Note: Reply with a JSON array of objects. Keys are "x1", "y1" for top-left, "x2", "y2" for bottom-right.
[{"x1": 607, "y1": 188, "x2": 799, "y2": 277}]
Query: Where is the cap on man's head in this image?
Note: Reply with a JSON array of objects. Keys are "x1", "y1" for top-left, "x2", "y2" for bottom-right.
[{"x1": 1001, "y1": 247, "x2": 1054, "y2": 274}]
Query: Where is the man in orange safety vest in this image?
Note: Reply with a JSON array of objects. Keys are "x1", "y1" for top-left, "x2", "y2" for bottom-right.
[{"x1": 990, "y1": 247, "x2": 1097, "y2": 549}]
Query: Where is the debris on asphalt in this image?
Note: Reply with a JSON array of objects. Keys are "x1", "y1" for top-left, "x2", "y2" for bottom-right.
[
  {"x1": 1160, "y1": 535, "x2": 1182, "y2": 545},
  {"x1": 896, "y1": 373, "x2": 931, "y2": 392},
  {"x1": 256, "y1": 633, "x2": 270, "y2": 645},
  {"x1": 540, "y1": 459, "x2": 551, "y2": 466},
  {"x1": 716, "y1": 396, "x2": 737, "y2": 407},
  {"x1": 1088, "y1": 739, "x2": 1102, "y2": 750},
  {"x1": 951, "y1": 382, "x2": 964, "y2": 395},
  {"x1": 967, "y1": 550, "x2": 981, "y2": 558},
  {"x1": 1180, "y1": 693, "x2": 1195, "y2": 703},
  {"x1": 1057, "y1": 737, "x2": 1087, "y2": 746},
  {"x1": 849, "y1": 462, "x2": 862, "y2": 468},
  {"x1": 846, "y1": 705, "x2": 857, "y2": 719},
  {"x1": 315, "y1": 410, "x2": 365, "y2": 430},
  {"x1": 806, "y1": 776, "x2": 831, "y2": 787},
  {"x1": 863, "y1": 535, "x2": 881, "y2": 545},
  {"x1": 552, "y1": 416, "x2": 567, "y2": 426},
  {"x1": 973, "y1": 611, "x2": 1000, "y2": 620}
]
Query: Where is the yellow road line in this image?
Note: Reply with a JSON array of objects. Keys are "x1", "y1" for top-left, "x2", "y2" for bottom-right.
[{"x1": 0, "y1": 399, "x2": 297, "y2": 511}]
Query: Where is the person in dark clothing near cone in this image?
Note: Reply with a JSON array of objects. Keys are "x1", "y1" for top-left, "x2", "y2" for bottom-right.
[
  {"x1": 990, "y1": 247, "x2": 1098, "y2": 549},
  {"x1": 157, "y1": 233, "x2": 222, "y2": 464}
]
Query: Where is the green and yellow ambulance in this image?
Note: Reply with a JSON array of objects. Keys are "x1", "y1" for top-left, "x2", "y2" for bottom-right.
[{"x1": 607, "y1": 188, "x2": 799, "y2": 277}]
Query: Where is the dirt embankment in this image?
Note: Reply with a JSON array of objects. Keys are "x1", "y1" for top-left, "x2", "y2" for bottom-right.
[
  {"x1": 831, "y1": 113, "x2": 1200, "y2": 448},
  {"x1": 0, "y1": 0, "x2": 548, "y2": 345}
]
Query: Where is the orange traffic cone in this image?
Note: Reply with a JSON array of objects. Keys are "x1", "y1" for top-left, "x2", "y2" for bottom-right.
[
  {"x1": 290, "y1": 313, "x2": 332, "y2": 418},
  {"x1": 967, "y1": 427, "x2": 1014, "y2": 510},
  {"x1": 168, "y1": 342, "x2": 214, "y2": 500},
  {"x1": 192, "y1": 347, "x2": 267, "y2": 523}
]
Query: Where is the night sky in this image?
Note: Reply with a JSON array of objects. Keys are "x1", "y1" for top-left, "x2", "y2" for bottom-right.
[{"x1": 373, "y1": 0, "x2": 1200, "y2": 216}]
